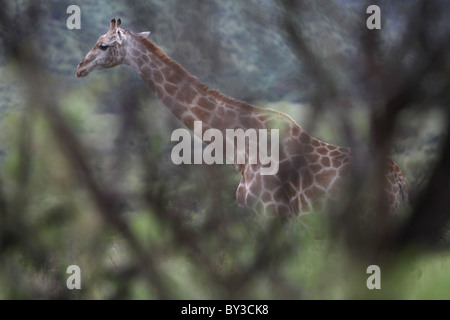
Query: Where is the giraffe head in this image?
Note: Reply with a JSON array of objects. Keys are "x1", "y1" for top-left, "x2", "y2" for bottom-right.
[{"x1": 76, "y1": 18, "x2": 150, "y2": 78}]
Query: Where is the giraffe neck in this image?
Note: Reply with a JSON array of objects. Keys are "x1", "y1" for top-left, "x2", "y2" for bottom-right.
[{"x1": 124, "y1": 36, "x2": 256, "y2": 135}]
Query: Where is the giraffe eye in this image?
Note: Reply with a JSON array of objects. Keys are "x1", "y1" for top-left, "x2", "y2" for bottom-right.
[{"x1": 98, "y1": 44, "x2": 109, "y2": 51}]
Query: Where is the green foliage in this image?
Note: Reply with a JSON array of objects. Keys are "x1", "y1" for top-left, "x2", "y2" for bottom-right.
[{"x1": 0, "y1": 0, "x2": 449, "y2": 300}]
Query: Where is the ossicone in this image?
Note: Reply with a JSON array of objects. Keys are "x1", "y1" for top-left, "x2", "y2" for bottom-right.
[
  {"x1": 110, "y1": 18, "x2": 122, "y2": 31},
  {"x1": 110, "y1": 18, "x2": 116, "y2": 30}
]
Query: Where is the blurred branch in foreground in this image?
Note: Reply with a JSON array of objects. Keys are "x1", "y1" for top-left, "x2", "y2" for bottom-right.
[
  {"x1": 0, "y1": 0, "x2": 449, "y2": 299},
  {"x1": 279, "y1": 0, "x2": 450, "y2": 257}
]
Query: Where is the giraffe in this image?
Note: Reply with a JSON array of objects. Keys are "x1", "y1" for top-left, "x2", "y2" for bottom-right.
[{"x1": 76, "y1": 19, "x2": 409, "y2": 217}]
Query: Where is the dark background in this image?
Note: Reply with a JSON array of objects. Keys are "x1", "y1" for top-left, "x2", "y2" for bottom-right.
[{"x1": 0, "y1": 0, "x2": 449, "y2": 299}]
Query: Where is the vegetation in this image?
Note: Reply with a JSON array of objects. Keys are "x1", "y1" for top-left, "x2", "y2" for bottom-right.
[{"x1": 0, "y1": 0, "x2": 449, "y2": 299}]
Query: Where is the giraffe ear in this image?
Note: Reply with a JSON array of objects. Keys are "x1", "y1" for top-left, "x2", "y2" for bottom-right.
[
  {"x1": 137, "y1": 31, "x2": 151, "y2": 39},
  {"x1": 115, "y1": 29, "x2": 127, "y2": 45}
]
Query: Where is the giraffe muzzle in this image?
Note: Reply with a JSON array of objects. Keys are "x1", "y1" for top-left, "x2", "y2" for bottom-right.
[
  {"x1": 76, "y1": 55, "x2": 97, "y2": 78},
  {"x1": 76, "y1": 61, "x2": 89, "y2": 78}
]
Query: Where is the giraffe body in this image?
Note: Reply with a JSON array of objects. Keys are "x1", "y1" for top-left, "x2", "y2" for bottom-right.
[{"x1": 76, "y1": 19, "x2": 409, "y2": 217}]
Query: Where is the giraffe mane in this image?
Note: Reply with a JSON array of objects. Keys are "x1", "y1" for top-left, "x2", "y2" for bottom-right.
[
  {"x1": 136, "y1": 34, "x2": 300, "y2": 127},
  {"x1": 137, "y1": 36, "x2": 255, "y2": 107}
]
